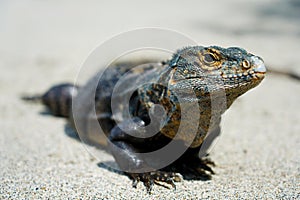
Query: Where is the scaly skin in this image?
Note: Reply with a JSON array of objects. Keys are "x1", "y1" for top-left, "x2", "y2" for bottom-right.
[{"x1": 23, "y1": 46, "x2": 266, "y2": 193}]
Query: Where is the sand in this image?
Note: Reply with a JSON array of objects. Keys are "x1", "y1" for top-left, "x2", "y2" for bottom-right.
[{"x1": 1, "y1": 0, "x2": 299, "y2": 199}]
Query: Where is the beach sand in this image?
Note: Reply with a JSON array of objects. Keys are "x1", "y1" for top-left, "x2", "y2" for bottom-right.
[{"x1": 1, "y1": 0, "x2": 299, "y2": 199}]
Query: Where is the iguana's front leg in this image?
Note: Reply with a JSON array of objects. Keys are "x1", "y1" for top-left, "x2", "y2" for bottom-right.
[
  {"x1": 108, "y1": 118, "x2": 182, "y2": 193},
  {"x1": 158, "y1": 127, "x2": 220, "y2": 180}
]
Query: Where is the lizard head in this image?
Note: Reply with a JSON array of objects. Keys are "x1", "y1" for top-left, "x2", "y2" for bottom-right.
[{"x1": 167, "y1": 46, "x2": 266, "y2": 100}]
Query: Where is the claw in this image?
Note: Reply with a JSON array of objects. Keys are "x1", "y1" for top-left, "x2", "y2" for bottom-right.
[
  {"x1": 144, "y1": 178, "x2": 154, "y2": 194},
  {"x1": 165, "y1": 178, "x2": 176, "y2": 190},
  {"x1": 129, "y1": 171, "x2": 182, "y2": 193},
  {"x1": 132, "y1": 178, "x2": 139, "y2": 188},
  {"x1": 202, "y1": 157, "x2": 216, "y2": 167},
  {"x1": 198, "y1": 162, "x2": 215, "y2": 174}
]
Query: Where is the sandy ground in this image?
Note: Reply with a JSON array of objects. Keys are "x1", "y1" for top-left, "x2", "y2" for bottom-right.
[{"x1": 1, "y1": 0, "x2": 299, "y2": 199}]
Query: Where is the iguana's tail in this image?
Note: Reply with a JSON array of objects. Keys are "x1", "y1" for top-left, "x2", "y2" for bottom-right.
[
  {"x1": 21, "y1": 95, "x2": 43, "y2": 102},
  {"x1": 22, "y1": 83, "x2": 79, "y2": 118}
]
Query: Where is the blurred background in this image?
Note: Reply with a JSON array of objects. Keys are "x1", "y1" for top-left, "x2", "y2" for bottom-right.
[
  {"x1": 0, "y1": 0, "x2": 299, "y2": 199},
  {"x1": 1, "y1": 0, "x2": 300, "y2": 82}
]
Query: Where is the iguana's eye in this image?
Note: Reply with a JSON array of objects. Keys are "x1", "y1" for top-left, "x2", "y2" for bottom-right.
[{"x1": 203, "y1": 53, "x2": 216, "y2": 64}]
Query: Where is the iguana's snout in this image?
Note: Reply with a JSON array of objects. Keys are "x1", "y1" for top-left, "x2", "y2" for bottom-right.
[{"x1": 251, "y1": 56, "x2": 267, "y2": 74}]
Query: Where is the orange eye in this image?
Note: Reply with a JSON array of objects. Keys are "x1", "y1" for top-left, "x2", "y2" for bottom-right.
[{"x1": 203, "y1": 53, "x2": 216, "y2": 64}]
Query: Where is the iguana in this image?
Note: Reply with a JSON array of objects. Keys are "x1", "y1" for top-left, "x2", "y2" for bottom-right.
[{"x1": 22, "y1": 46, "x2": 266, "y2": 192}]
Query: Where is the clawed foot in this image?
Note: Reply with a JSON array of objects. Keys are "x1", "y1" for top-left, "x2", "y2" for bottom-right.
[
  {"x1": 126, "y1": 157, "x2": 215, "y2": 193},
  {"x1": 129, "y1": 171, "x2": 183, "y2": 193},
  {"x1": 170, "y1": 156, "x2": 216, "y2": 181}
]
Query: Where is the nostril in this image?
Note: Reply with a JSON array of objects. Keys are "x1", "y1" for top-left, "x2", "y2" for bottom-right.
[{"x1": 242, "y1": 60, "x2": 251, "y2": 69}]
